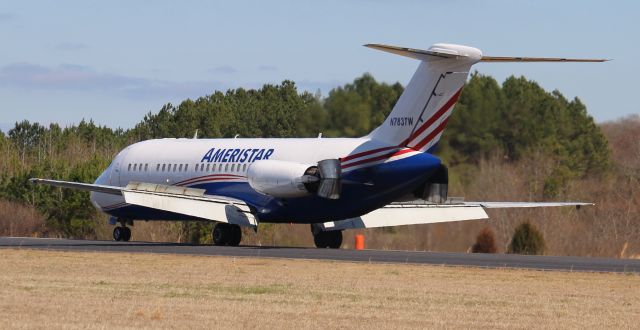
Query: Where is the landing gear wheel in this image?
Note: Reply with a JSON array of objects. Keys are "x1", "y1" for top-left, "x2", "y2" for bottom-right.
[
  {"x1": 113, "y1": 226, "x2": 131, "y2": 242},
  {"x1": 113, "y1": 227, "x2": 123, "y2": 241},
  {"x1": 213, "y1": 223, "x2": 229, "y2": 246},
  {"x1": 313, "y1": 230, "x2": 343, "y2": 249},
  {"x1": 213, "y1": 224, "x2": 243, "y2": 246},
  {"x1": 122, "y1": 227, "x2": 131, "y2": 242},
  {"x1": 228, "y1": 225, "x2": 242, "y2": 246}
]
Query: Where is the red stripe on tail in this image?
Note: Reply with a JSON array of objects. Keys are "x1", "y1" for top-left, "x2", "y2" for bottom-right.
[{"x1": 406, "y1": 88, "x2": 462, "y2": 146}]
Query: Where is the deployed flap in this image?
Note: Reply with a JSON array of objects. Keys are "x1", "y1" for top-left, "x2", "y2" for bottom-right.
[
  {"x1": 317, "y1": 199, "x2": 593, "y2": 231},
  {"x1": 122, "y1": 190, "x2": 257, "y2": 227},
  {"x1": 318, "y1": 204, "x2": 488, "y2": 231}
]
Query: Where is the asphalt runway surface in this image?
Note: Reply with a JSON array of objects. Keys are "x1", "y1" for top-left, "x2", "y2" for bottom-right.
[{"x1": 2, "y1": 236, "x2": 639, "y2": 273}]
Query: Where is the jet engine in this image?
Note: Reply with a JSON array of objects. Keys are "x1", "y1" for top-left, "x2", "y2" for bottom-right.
[
  {"x1": 414, "y1": 164, "x2": 448, "y2": 203},
  {"x1": 247, "y1": 159, "x2": 342, "y2": 199}
]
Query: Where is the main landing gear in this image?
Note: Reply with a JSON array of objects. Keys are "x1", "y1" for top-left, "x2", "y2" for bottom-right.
[
  {"x1": 113, "y1": 226, "x2": 131, "y2": 242},
  {"x1": 311, "y1": 224, "x2": 342, "y2": 249},
  {"x1": 212, "y1": 223, "x2": 242, "y2": 246},
  {"x1": 112, "y1": 218, "x2": 132, "y2": 242}
]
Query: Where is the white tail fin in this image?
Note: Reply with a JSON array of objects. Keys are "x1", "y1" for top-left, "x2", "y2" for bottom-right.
[
  {"x1": 366, "y1": 43, "x2": 608, "y2": 152},
  {"x1": 367, "y1": 43, "x2": 481, "y2": 152}
]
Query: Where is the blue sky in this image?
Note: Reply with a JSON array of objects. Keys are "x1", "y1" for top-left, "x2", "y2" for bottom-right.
[{"x1": 1, "y1": 0, "x2": 638, "y2": 133}]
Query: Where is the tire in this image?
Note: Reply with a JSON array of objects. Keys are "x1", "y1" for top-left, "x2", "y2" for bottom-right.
[
  {"x1": 313, "y1": 230, "x2": 342, "y2": 249},
  {"x1": 327, "y1": 230, "x2": 342, "y2": 249},
  {"x1": 227, "y1": 225, "x2": 242, "y2": 246},
  {"x1": 122, "y1": 227, "x2": 132, "y2": 242},
  {"x1": 313, "y1": 232, "x2": 327, "y2": 248},
  {"x1": 212, "y1": 224, "x2": 229, "y2": 246},
  {"x1": 113, "y1": 227, "x2": 123, "y2": 241}
]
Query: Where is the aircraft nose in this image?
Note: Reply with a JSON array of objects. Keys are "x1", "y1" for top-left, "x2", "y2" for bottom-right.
[
  {"x1": 93, "y1": 167, "x2": 112, "y2": 185},
  {"x1": 90, "y1": 167, "x2": 112, "y2": 209}
]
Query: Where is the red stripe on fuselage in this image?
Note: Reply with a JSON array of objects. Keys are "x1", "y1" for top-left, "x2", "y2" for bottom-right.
[
  {"x1": 342, "y1": 148, "x2": 416, "y2": 169},
  {"x1": 181, "y1": 176, "x2": 247, "y2": 187},
  {"x1": 340, "y1": 145, "x2": 400, "y2": 163},
  {"x1": 175, "y1": 173, "x2": 245, "y2": 186}
]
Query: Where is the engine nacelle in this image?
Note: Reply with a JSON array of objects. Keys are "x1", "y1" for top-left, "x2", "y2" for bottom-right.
[
  {"x1": 415, "y1": 164, "x2": 448, "y2": 203},
  {"x1": 247, "y1": 160, "x2": 315, "y2": 198}
]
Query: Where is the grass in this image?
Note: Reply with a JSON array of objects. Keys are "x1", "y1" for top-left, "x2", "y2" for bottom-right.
[{"x1": 0, "y1": 249, "x2": 638, "y2": 329}]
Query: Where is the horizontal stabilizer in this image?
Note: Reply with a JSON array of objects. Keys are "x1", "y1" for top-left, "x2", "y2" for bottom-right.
[
  {"x1": 365, "y1": 43, "x2": 609, "y2": 63},
  {"x1": 365, "y1": 43, "x2": 461, "y2": 61},
  {"x1": 480, "y1": 56, "x2": 609, "y2": 62}
]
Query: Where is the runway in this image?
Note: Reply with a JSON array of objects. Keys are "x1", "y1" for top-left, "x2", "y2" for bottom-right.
[{"x1": 2, "y1": 236, "x2": 639, "y2": 273}]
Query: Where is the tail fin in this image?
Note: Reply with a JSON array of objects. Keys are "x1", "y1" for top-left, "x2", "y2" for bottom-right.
[
  {"x1": 367, "y1": 43, "x2": 481, "y2": 152},
  {"x1": 366, "y1": 43, "x2": 608, "y2": 152}
]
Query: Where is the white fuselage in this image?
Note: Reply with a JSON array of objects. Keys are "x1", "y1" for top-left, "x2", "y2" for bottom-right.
[{"x1": 89, "y1": 136, "x2": 432, "y2": 223}]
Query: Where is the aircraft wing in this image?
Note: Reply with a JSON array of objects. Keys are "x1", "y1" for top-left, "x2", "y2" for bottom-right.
[
  {"x1": 316, "y1": 201, "x2": 592, "y2": 231},
  {"x1": 29, "y1": 178, "x2": 258, "y2": 227}
]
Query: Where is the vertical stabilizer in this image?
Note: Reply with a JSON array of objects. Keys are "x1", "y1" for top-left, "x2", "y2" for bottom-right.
[{"x1": 367, "y1": 43, "x2": 482, "y2": 152}]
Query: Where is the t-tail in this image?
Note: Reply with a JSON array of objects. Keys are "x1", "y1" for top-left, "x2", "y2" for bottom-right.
[{"x1": 366, "y1": 43, "x2": 608, "y2": 153}]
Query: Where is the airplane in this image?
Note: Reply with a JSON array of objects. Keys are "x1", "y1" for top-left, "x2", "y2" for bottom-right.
[{"x1": 30, "y1": 43, "x2": 606, "y2": 248}]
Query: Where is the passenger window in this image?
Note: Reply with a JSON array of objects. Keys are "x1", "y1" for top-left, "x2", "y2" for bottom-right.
[
  {"x1": 206, "y1": 164, "x2": 211, "y2": 172},
  {"x1": 178, "y1": 164, "x2": 183, "y2": 172},
  {"x1": 133, "y1": 164, "x2": 137, "y2": 171},
  {"x1": 243, "y1": 164, "x2": 247, "y2": 172},
  {"x1": 145, "y1": 164, "x2": 148, "y2": 171},
  {"x1": 128, "y1": 164, "x2": 131, "y2": 171},
  {"x1": 156, "y1": 164, "x2": 160, "y2": 171},
  {"x1": 225, "y1": 164, "x2": 229, "y2": 172},
  {"x1": 184, "y1": 164, "x2": 188, "y2": 171},
  {"x1": 173, "y1": 164, "x2": 177, "y2": 172},
  {"x1": 231, "y1": 164, "x2": 235, "y2": 172},
  {"x1": 218, "y1": 164, "x2": 222, "y2": 171}
]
